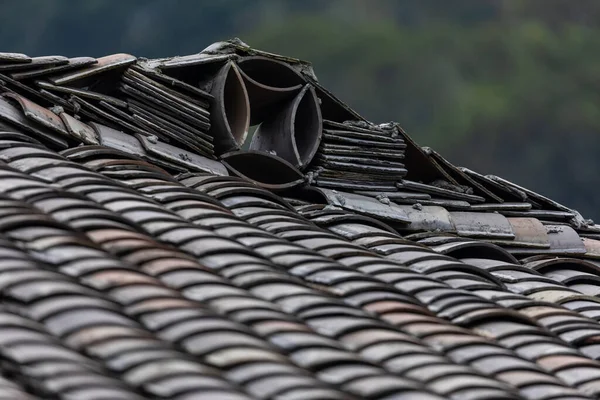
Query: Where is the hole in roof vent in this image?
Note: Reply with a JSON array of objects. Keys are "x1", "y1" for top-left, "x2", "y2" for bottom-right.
[
  {"x1": 209, "y1": 61, "x2": 250, "y2": 155},
  {"x1": 237, "y1": 56, "x2": 304, "y2": 125},
  {"x1": 221, "y1": 150, "x2": 305, "y2": 190},
  {"x1": 293, "y1": 85, "x2": 322, "y2": 167},
  {"x1": 249, "y1": 84, "x2": 322, "y2": 169}
]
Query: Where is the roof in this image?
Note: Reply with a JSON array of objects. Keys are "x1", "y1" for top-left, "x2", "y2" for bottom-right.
[{"x1": 0, "y1": 38, "x2": 598, "y2": 399}]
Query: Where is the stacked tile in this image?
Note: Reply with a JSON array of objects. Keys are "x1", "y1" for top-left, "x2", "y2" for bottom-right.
[
  {"x1": 315, "y1": 122, "x2": 600, "y2": 256},
  {"x1": 0, "y1": 51, "x2": 237, "y2": 179},
  {"x1": 0, "y1": 53, "x2": 134, "y2": 128},
  {"x1": 396, "y1": 145, "x2": 493, "y2": 208},
  {"x1": 306, "y1": 120, "x2": 407, "y2": 191},
  {"x1": 0, "y1": 55, "x2": 96, "y2": 150},
  {"x1": 119, "y1": 64, "x2": 214, "y2": 158},
  {"x1": 0, "y1": 52, "x2": 217, "y2": 160}
]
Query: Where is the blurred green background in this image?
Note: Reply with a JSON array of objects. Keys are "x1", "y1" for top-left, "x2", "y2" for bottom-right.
[{"x1": 2, "y1": 0, "x2": 599, "y2": 219}]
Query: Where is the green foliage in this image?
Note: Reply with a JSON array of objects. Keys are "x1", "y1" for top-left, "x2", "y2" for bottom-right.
[{"x1": 0, "y1": 0, "x2": 598, "y2": 218}]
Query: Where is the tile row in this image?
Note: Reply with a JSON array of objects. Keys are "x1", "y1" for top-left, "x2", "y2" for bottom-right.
[
  {"x1": 171, "y1": 172, "x2": 600, "y2": 398},
  {"x1": 0, "y1": 228, "x2": 253, "y2": 400},
  {"x1": 2, "y1": 135, "x2": 598, "y2": 398},
  {"x1": 0, "y1": 155, "x2": 368, "y2": 399},
  {"x1": 296, "y1": 206, "x2": 600, "y2": 394},
  {"x1": 64, "y1": 145, "x2": 514, "y2": 399},
  {"x1": 0, "y1": 300, "x2": 145, "y2": 400},
  {"x1": 0, "y1": 140, "x2": 453, "y2": 399},
  {"x1": 302, "y1": 187, "x2": 600, "y2": 260}
]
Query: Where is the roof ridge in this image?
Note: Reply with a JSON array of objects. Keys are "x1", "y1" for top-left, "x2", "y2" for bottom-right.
[{"x1": 0, "y1": 41, "x2": 599, "y2": 398}]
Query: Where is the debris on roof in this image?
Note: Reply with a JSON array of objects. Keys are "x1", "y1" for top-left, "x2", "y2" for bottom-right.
[{"x1": 0, "y1": 39, "x2": 599, "y2": 399}]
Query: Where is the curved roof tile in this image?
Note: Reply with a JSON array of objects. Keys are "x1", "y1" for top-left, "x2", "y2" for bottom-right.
[{"x1": 0, "y1": 39, "x2": 597, "y2": 399}]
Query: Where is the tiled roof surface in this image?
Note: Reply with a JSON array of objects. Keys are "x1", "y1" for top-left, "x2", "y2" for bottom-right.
[{"x1": 0, "y1": 39, "x2": 598, "y2": 399}]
